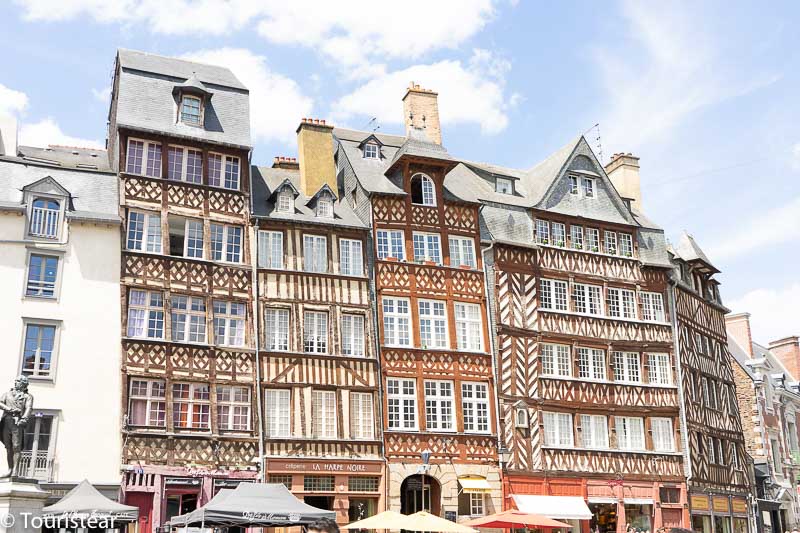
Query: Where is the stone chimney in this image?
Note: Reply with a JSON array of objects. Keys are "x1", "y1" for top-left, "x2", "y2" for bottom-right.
[
  {"x1": 272, "y1": 156, "x2": 299, "y2": 170},
  {"x1": 605, "y1": 153, "x2": 641, "y2": 209},
  {"x1": 0, "y1": 115, "x2": 18, "y2": 156},
  {"x1": 726, "y1": 312, "x2": 754, "y2": 358},
  {"x1": 402, "y1": 82, "x2": 441, "y2": 145},
  {"x1": 296, "y1": 118, "x2": 336, "y2": 197},
  {"x1": 769, "y1": 336, "x2": 800, "y2": 380}
]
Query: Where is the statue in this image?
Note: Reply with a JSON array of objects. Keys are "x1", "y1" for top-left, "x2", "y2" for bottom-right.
[{"x1": 0, "y1": 375, "x2": 34, "y2": 478}]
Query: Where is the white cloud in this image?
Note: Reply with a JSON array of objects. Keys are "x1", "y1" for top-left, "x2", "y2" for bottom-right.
[
  {"x1": 727, "y1": 283, "x2": 800, "y2": 345},
  {"x1": 708, "y1": 196, "x2": 800, "y2": 261},
  {"x1": 19, "y1": 118, "x2": 103, "y2": 148},
  {"x1": 92, "y1": 86, "x2": 111, "y2": 104},
  {"x1": 0, "y1": 82, "x2": 29, "y2": 116},
  {"x1": 182, "y1": 48, "x2": 312, "y2": 146},
  {"x1": 332, "y1": 49, "x2": 518, "y2": 135}
]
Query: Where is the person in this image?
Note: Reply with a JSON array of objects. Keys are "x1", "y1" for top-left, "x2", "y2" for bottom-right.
[
  {"x1": 307, "y1": 517, "x2": 340, "y2": 533},
  {"x1": 0, "y1": 375, "x2": 34, "y2": 477},
  {"x1": 665, "y1": 529, "x2": 693, "y2": 533}
]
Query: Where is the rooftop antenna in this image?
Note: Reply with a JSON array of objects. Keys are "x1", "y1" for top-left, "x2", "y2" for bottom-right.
[
  {"x1": 585, "y1": 123, "x2": 604, "y2": 164},
  {"x1": 363, "y1": 117, "x2": 379, "y2": 132}
]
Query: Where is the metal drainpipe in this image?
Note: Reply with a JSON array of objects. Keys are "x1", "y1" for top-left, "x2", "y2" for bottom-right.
[
  {"x1": 480, "y1": 235, "x2": 503, "y2": 479},
  {"x1": 669, "y1": 277, "x2": 693, "y2": 488},
  {"x1": 249, "y1": 155, "x2": 266, "y2": 481}
]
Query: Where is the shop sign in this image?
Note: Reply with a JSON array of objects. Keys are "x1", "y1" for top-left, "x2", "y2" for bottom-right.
[
  {"x1": 712, "y1": 496, "x2": 730, "y2": 514},
  {"x1": 731, "y1": 498, "x2": 748, "y2": 514},
  {"x1": 165, "y1": 477, "x2": 201, "y2": 487},
  {"x1": 690, "y1": 494, "x2": 710, "y2": 511},
  {"x1": 188, "y1": 468, "x2": 231, "y2": 478},
  {"x1": 268, "y1": 460, "x2": 383, "y2": 474}
]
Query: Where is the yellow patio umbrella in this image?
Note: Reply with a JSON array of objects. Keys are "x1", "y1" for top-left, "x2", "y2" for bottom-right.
[
  {"x1": 341, "y1": 510, "x2": 408, "y2": 530},
  {"x1": 400, "y1": 511, "x2": 478, "y2": 533}
]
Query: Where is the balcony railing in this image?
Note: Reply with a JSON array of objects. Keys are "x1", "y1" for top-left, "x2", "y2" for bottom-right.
[
  {"x1": 29, "y1": 207, "x2": 60, "y2": 238},
  {"x1": 16, "y1": 450, "x2": 54, "y2": 481}
]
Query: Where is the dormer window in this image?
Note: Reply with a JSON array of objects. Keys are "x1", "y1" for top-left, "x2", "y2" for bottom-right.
[
  {"x1": 581, "y1": 177, "x2": 595, "y2": 198},
  {"x1": 316, "y1": 196, "x2": 333, "y2": 218},
  {"x1": 30, "y1": 198, "x2": 61, "y2": 239},
  {"x1": 410, "y1": 173, "x2": 435, "y2": 206},
  {"x1": 568, "y1": 176, "x2": 579, "y2": 195},
  {"x1": 180, "y1": 95, "x2": 202, "y2": 126},
  {"x1": 496, "y1": 177, "x2": 512, "y2": 194},
  {"x1": 277, "y1": 189, "x2": 293, "y2": 213},
  {"x1": 363, "y1": 143, "x2": 379, "y2": 159}
]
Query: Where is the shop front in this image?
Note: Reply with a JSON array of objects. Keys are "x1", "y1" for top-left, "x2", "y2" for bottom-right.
[{"x1": 689, "y1": 493, "x2": 750, "y2": 533}]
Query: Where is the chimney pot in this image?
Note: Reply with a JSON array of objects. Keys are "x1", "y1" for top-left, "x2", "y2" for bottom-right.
[{"x1": 402, "y1": 83, "x2": 442, "y2": 144}]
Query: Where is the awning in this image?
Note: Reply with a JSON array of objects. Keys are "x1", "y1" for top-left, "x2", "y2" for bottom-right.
[
  {"x1": 458, "y1": 476, "x2": 492, "y2": 493},
  {"x1": 587, "y1": 497, "x2": 617, "y2": 504},
  {"x1": 623, "y1": 498, "x2": 654, "y2": 505},
  {"x1": 42, "y1": 479, "x2": 138, "y2": 526},
  {"x1": 512, "y1": 495, "x2": 592, "y2": 520}
]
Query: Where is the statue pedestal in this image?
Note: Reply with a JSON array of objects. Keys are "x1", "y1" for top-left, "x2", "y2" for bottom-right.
[{"x1": 0, "y1": 477, "x2": 49, "y2": 533}]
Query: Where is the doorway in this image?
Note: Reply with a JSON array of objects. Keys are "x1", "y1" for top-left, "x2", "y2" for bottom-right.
[
  {"x1": 305, "y1": 495, "x2": 335, "y2": 511},
  {"x1": 400, "y1": 475, "x2": 441, "y2": 516}
]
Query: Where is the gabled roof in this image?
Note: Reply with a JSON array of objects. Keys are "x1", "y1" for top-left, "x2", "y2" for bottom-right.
[
  {"x1": 520, "y1": 135, "x2": 582, "y2": 206},
  {"x1": 386, "y1": 136, "x2": 455, "y2": 173},
  {"x1": 307, "y1": 183, "x2": 337, "y2": 204},
  {"x1": 271, "y1": 178, "x2": 300, "y2": 198},
  {"x1": 172, "y1": 73, "x2": 213, "y2": 99},
  {"x1": 118, "y1": 49, "x2": 246, "y2": 90},
  {"x1": 22, "y1": 175, "x2": 71, "y2": 198},
  {"x1": 357, "y1": 134, "x2": 384, "y2": 148},
  {"x1": 674, "y1": 232, "x2": 719, "y2": 272}
]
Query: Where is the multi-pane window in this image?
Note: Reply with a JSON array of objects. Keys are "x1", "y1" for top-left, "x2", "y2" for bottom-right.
[
  {"x1": 568, "y1": 176, "x2": 579, "y2": 195},
  {"x1": 540, "y1": 279, "x2": 568, "y2": 311},
  {"x1": 167, "y1": 146, "x2": 203, "y2": 183},
  {"x1": 312, "y1": 390, "x2": 337, "y2": 438},
  {"x1": 339, "y1": 239, "x2": 363, "y2": 276},
  {"x1": 377, "y1": 229, "x2": 405, "y2": 260},
  {"x1": 570, "y1": 224, "x2": 584, "y2": 249},
  {"x1": 208, "y1": 153, "x2": 223, "y2": 187},
  {"x1": 552, "y1": 222, "x2": 566, "y2": 247},
  {"x1": 21, "y1": 323, "x2": 56, "y2": 377},
  {"x1": 615, "y1": 416, "x2": 645, "y2": 450},
  {"x1": 257, "y1": 230, "x2": 283, "y2": 269},
  {"x1": 581, "y1": 177, "x2": 595, "y2": 197},
  {"x1": 265, "y1": 308, "x2": 290, "y2": 351},
  {"x1": 210, "y1": 224, "x2": 243, "y2": 263},
  {"x1": 535, "y1": 219, "x2": 550, "y2": 244},
  {"x1": 577, "y1": 347, "x2": 606, "y2": 380},
  {"x1": 224, "y1": 156, "x2": 240, "y2": 190},
  {"x1": 612, "y1": 352, "x2": 641, "y2": 383},
  {"x1": 265, "y1": 389, "x2": 290, "y2": 437},
  {"x1": 171, "y1": 296, "x2": 206, "y2": 343},
  {"x1": 648, "y1": 353, "x2": 672, "y2": 385},
  {"x1": 303, "y1": 311, "x2": 328, "y2": 354},
  {"x1": 213, "y1": 300, "x2": 245, "y2": 347},
  {"x1": 26, "y1": 254, "x2": 58, "y2": 298},
  {"x1": 619, "y1": 233, "x2": 634, "y2": 257},
  {"x1": 640, "y1": 292, "x2": 666, "y2": 322},
  {"x1": 449, "y1": 236, "x2": 476, "y2": 268},
  {"x1": 126, "y1": 139, "x2": 144, "y2": 175},
  {"x1": 607, "y1": 288, "x2": 637, "y2": 319},
  {"x1": 349, "y1": 476, "x2": 380, "y2": 492},
  {"x1": 316, "y1": 195, "x2": 334, "y2": 218},
  {"x1": 651, "y1": 418, "x2": 675, "y2": 452},
  {"x1": 276, "y1": 188, "x2": 294, "y2": 212},
  {"x1": 217, "y1": 386, "x2": 251, "y2": 431},
  {"x1": 127, "y1": 211, "x2": 162, "y2": 253},
  {"x1": 350, "y1": 392, "x2": 374, "y2": 439},
  {"x1": 413, "y1": 232, "x2": 442, "y2": 264},
  {"x1": 383, "y1": 297, "x2": 411, "y2": 347},
  {"x1": 29, "y1": 198, "x2": 60, "y2": 238},
  {"x1": 424, "y1": 380, "x2": 455, "y2": 431},
  {"x1": 168, "y1": 217, "x2": 204, "y2": 258},
  {"x1": 387, "y1": 378, "x2": 417, "y2": 430},
  {"x1": 541, "y1": 343, "x2": 571, "y2": 377},
  {"x1": 543, "y1": 412, "x2": 574, "y2": 447},
  {"x1": 461, "y1": 382, "x2": 489, "y2": 433},
  {"x1": 455, "y1": 302, "x2": 482, "y2": 351},
  {"x1": 186, "y1": 149, "x2": 202, "y2": 183},
  {"x1": 128, "y1": 379, "x2": 166, "y2": 427},
  {"x1": 342, "y1": 314, "x2": 365, "y2": 357},
  {"x1": 411, "y1": 174, "x2": 436, "y2": 206},
  {"x1": 304, "y1": 476, "x2": 335, "y2": 492},
  {"x1": 126, "y1": 139, "x2": 162, "y2": 177},
  {"x1": 586, "y1": 227, "x2": 600, "y2": 252},
  {"x1": 303, "y1": 235, "x2": 328, "y2": 273},
  {"x1": 127, "y1": 290, "x2": 164, "y2": 339},
  {"x1": 572, "y1": 283, "x2": 603, "y2": 315},
  {"x1": 363, "y1": 143, "x2": 378, "y2": 159},
  {"x1": 172, "y1": 383, "x2": 210, "y2": 429},
  {"x1": 604, "y1": 231, "x2": 617, "y2": 255},
  {"x1": 180, "y1": 95, "x2": 202, "y2": 126},
  {"x1": 496, "y1": 177, "x2": 512, "y2": 194},
  {"x1": 580, "y1": 414, "x2": 609, "y2": 449},
  {"x1": 418, "y1": 300, "x2": 448, "y2": 349},
  {"x1": 208, "y1": 154, "x2": 240, "y2": 189}
]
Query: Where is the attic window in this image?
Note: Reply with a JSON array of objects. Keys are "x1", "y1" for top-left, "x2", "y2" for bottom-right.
[
  {"x1": 568, "y1": 176, "x2": 579, "y2": 195},
  {"x1": 180, "y1": 95, "x2": 202, "y2": 126},
  {"x1": 410, "y1": 173, "x2": 435, "y2": 206},
  {"x1": 496, "y1": 177, "x2": 512, "y2": 194},
  {"x1": 363, "y1": 143, "x2": 379, "y2": 159},
  {"x1": 277, "y1": 189, "x2": 293, "y2": 213},
  {"x1": 316, "y1": 196, "x2": 334, "y2": 218},
  {"x1": 581, "y1": 177, "x2": 595, "y2": 198},
  {"x1": 29, "y1": 198, "x2": 61, "y2": 239}
]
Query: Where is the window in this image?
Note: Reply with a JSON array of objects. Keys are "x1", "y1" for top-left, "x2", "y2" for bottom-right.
[
  {"x1": 462, "y1": 383, "x2": 489, "y2": 433},
  {"x1": 257, "y1": 231, "x2": 283, "y2": 269},
  {"x1": 572, "y1": 283, "x2": 603, "y2": 315},
  {"x1": 568, "y1": 176, "x2": 579, "y2": 195},
  {"x1": 413, "y1": 232, "x2": 441, "y2": 264},
  {"x1": 581, "y1": 177, "x2": 595, "y2": 197},
  {"x1": 303, "y1": 235, "x2": 328, "y2": 273},
  {"x1": 208, "y1": 153, "x2": 223, "y2": 187},
  {"x1": 580, "y1": 414, "x2": 609, "y2": 449},
  {"x1": 168, "y1": 217, "x2": 204, "y2": 258},
  {"x1": 363, "y1": 143, "x2": 379, "y2": 159},
  {"x1": 351, "y1": 392, "x2": 374, "y2": 439},
  {"x1": 454, "y1": 302, "x2": 482, "y2": 351},
  {"x1": 586, "y1": 227, "x2": 600, "y2": 252},
  {"x1": 607, "y1": 288, "x2": 637, "y2": 319},
  {"x1": 316, "y1": 196, "x2": 334, "y2": 218},
  {"x1": 457, "y1": 493, "x2": 484, "y2": 517},
  {"x1": 449, "y1": 236, "x2": 476, "y2": 268},
  {"x1": 128, "y1": 379, "x2": 166, "y2": 427},
  {"x1": 535, "y1": 219, "x2": 550, "y2": 244},
  {"x1": 570, "y1": 225, "x2": 584, "y2": 249},
  {"x1": 265, "y1": 308, "x2": 290, "y2": 351},
  {"x1": 224, "y1": 156, "x2": 240, "y2": 190},
  {"x1": 615, "y1": 416, "x2": 645, "y2": 450},
  {"x1": 265, "y1": 389, "x2": 291, "y2": 438},
  {"x1": 424, "y1": 380, "x2": 455, "y2": 431},
  {"x1": 543, "y1": 412, "x2": 573, "y2": 447},
  {"x1": 540, "y1": 279, "x2": 568, "y2": 311},
  {"x1": 208, "y1": 153, "x2": 240, "y2": 189},
  {"x1": 213, "y1": 300, "x2": 245, "y2": 347},
  {"x1": 304, "y1": 475, "x2": 335, "y2": 492},
  {"x1": 276, "y1": 188, "x2": 294, "y2": 212},
  {"x1": 172, "y1": 383, "x2": 210, "y2": 429},
  {"x1": 180, "y1": 95, "x2": 202, "y2": 126},
  {"x1": 21, "y1": 323, "x2": 57, "y2": 377},
  {"x1": 339, "y1": 239, "x2": 363, "y2": 276},
  {"x1": 604, "y1": 231, "x2": 617, "y2": 255},
  {"x1": 613, "y1": 352, "x2": 641, "y2": 383},
  {"x1": 496, "y1": 177, "x2": 512, "y2": 194},
  {"x1": 167, "y1": 146, "x2": 202, "y2": 184},
  {"x1": 552, "y1": 222, "x2": 566, "y2": 247},
  {"x1": 640, "y1": 292, "x2": 666, "y2": 322},
  {"x1": 619, "y1": 233, "x2": 634, "y2": 257},
  {"x1": 651, "y1": 418, "x2": 675, "y2": 452},
  {"x1": 541, "y1": 343, "x2": 571, "y2": 377},
  {"x1": 303, "y1": 311, "x2": 328, "y2": 354},
  {"x1": 387, "y1": 378, "x2": 417, "y2": 430},
  {"x1": 342, "y1": 314, "x2": 365, "y2": 357},
  {"x1": 577, "y1": 347, "x2": 606, "y2": 380},
  {"x1": 648, "y1": 353, "x2": 672, "y2": 385},
  {"x1": 383, "y1": 297, "x2": 411, "y2": 347},
  {"x1": 418, "y1": 300, "x2": 448, "y2": 349},
  {"x1": 217, "y1": 386, "x2": 251, "y2": 431},
  {"x1": 126, "y1": 139, "x2": 162, "y2": 177},
  {"x1": 411, "y1": 173, "x2": 435, "y2": 206},
  {"x1": 127, "y1": 211, "x2": 162, "y2": 253},
  {"x1": 126, "y1": 139, "x2": 144, "y2": 175},
  {"x1": 29, "y1": 198, "x2": 60, "y2": 238},
  {"x1": 210, "y1": 224, "x2": 243, "y2": 263},
  {"x1": 377, "y1": 229, "x2": 405, "y2": 260},
  {"x1": 312, "y1": 390, "x2": 337, "y2": 438},
  {"x1": 171, "y1": 296, "x2": 207, "y2": 343},
  {"x1": 26, "y1": 254, "x2": 58, "y2": 298},
  {"x1": 771, "y1": 438, "x2": 782, "y2": 473},
  {"x1": 127, "y1": 290, "x2": 164, "y2": 339}
]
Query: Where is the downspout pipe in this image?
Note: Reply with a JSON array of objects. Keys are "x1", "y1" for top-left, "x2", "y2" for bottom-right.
[
  {"x1": 480, "y1": 231, "x2": 503, "y2": 479},
  {"x1": 249, "y1": 149, "x2": 266, "y2": 481},
  {"x1": 669, "y1": 276, "x2": 692, "y2": 486}
]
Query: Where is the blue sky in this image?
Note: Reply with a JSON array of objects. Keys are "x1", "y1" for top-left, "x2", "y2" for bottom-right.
[{"x1": 1, "y1": 0, "x2": 797, "y2": 343}]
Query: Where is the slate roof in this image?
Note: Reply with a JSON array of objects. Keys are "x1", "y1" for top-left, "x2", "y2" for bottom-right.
[
  {"x1": 115, "y1": 49, "x2": 251, "y2": 149},
  {"x1": 17, "y1": 145, "x2": 112, "y2": 173},
  {"x1": 674, "y1": 232, "x2": 718, "y2": 271}
]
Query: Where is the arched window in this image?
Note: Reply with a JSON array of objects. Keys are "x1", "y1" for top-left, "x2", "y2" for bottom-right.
[
  {"x1": 30, "y1": 198, "x2": 61, "y2": 238},
  {"x1": 410, "y1": 173, "x2": 435, "y2": 206}
]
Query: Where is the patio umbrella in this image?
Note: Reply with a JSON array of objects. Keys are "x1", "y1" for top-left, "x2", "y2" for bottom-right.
[
  {"x1": 401, "y1": 511, "x2": 478, "y2": 533},
  {"x1": 341, "y1": 510, "x2": 408, "y2": 530},
  {"x1": 464, "y1": 510, "x2": 571, "y2": 529}
]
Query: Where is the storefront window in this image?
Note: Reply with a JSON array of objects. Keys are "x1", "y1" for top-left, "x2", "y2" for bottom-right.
[
  {"x1": 732, "y1": 517, "x2": 748, "y2": 533},
  {"x1": 349, "y1": 497, "x2": 377, "y2": 522},
  {"x1": 623, "y1": 504, "x2": 652, "y2": 532},
  {"x1": 589, "y1": 503, "x2": 617, "y2": 532},
  {"x1": 691, "y1": 514, "x2": 712, "y2": 533},
  {"x1": 714, "y1": 516, "x2": 732, "y2": 533},
  {"x1": 165, "y1": 493, "x2": 198, "y2": 523}
]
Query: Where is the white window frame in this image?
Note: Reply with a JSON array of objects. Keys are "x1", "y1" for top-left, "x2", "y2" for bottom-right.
[
  {"x1": 312, "y1": 390, "x2": 337, "y2": 439},
  {"x1": 413, "y1": 232, "x2": 442, "y2": 264},
  {"x1": 604, "y1": 231, "x2": 618, "y2": 255},
  {"x1": 210, "y1": 223, "x2": 243, "y2": 264},
  {"x1": 612, "y1": 351, "x2": 641, "y2": 383},
  {"x1": 387, "y1": 377, "x2": 417, "y2": 430},
  {"x1": 276, "y1": 188, "x2": 294, "y2": 213},
  {"x1": 126, "y1": 210, "x2": 162, "y2": 253},
  {"x1": 540, "y1": 279, "x2": 568, "y2": 311},
  {"x1": 454, "y1": 302, "x2": 483, "y2": 352},
  {"x1": 212, "y1": 300, "x2": 246, "y2": 347},
  {"x1": 541, "y1": 343, "x2": 572, "y2": 377},
  {"x1": 167, "y1": 145, "x2": 203, "y2": 184},
  {"x1": 363, "y1": 143, "x2": 379, "y2": 159},
  {"x1": 180, "y1": 94, "x2": 202, "y2": 126},
  {"x1": 316, "y1": 195, "x2": 334, "y2": 218},
  {"x1": 586, "y1": 227, "x2": 600, "y2": 252},
  {"x1": 170, "y1": 295, "x2": 207, "y2": 344},
  {"x1": 424, "y1": 380, "x2": 455, "y2": 432},
  {"x1": 615, "y1": 416, "x2": 645, "y2": 451},
  {"x1": 607, "y1": 287, "x2": 637, "y2": 319},
  {"x1": 342, "y1": 313, "x2": 366, "y2": 357},
  {"x1": 641, "y1": 292, "x2": 666, "y2": 322},
  {"x1": 265, "y1": 308, "x2": 290, "y2": 352},
  {"x1": 449, "y1": 236, "x2": 476, "y2": 268},
  {"x1": 543, "y1": 412, "x2": 574, "y2": 447},
  {"x1": 126, "y1": 289, "x2": 164, "y2": 339},
  {"x1": 257, "y1": 230, "x2": 284, "y2": 269},
  {"x1": 648, "y1": 353, "x2": 672, "y2": 385},
  {"x1": 572, "y1": 283, "x2": 603, "y2": 315},
  {"x1": 28, "y1": 197, "x2": 62, "y2": 239},
  {"x1": 303, "y1": 234, "x2": 328, "y2": 273},
  {"x1": 619, "y1": 233, "x2": 634, "y2": 257},
  {"x1": 418, "y1": 299, "x2": 448, "y2": 349},
  {"x1": 217, "y1": 386, "x2": 251, "y2": 431},
  {"x1": 461, "y1": 382, "x2": 490, "y2": 434},
  {"x1": 169, "y1": 217, "x2": 204, "y2": 259},
  {"x1": 580, "y1": 414, "x2": 609, "y2": 449},
  {"x1": 577, "y1": 347, "x2": 606, "y2": 381},
  {"x1": 339, "y1": 238, "x2": 364, "y2": 276},
  {"x1": 383, "y1": 297, "x2": 411, "y2": 347},
  {"x1": 581, "y1": 177, "x2": 595, "y2": 198},
  {"x1": 20, "y1": 321, "x2": 59, "y2": 379},
  {"x1": 535, "y1": 219, "x2": 550, "y2": 245},
  {"x1": 651, "y1": 417, "x2": 675, "y2": 452},
  {"x1": 468, "y1": 493, "x2": 485, "y2": 517},
  {"x1": 377, "y1": 229, "x2": 405, "y2": 260},
  {"x1": 125, "y1": 138, "x2": 162, "y2": 178},
  {"x1": 570, "y1": 224, "x2": 584, "y2": 250},
  {"x1": 412, "y1": 173, "x2": 436, "y2": 206},
  {"x1": 172, "y1": 382, "x2": 210, "y2": 430},
  {"x1": 568, "y1": 175, "x2": 579, "y2": 195},
  {"x1": 265, "y1": 389, "x2": 291, "y2": 438},
  {"x1": 25, "y1": 252, "x2": 60, "y2": 299},
  {"x1": 351, "y1": 392, "x2": 374, "y2": 439},
  {"x1": 496, "y1": 177, "x2": 513, "y2": 194},
  {"x1": 551, "y1": 222, "x2": 566, "y2": 247},
  {"x1": 209, "y1": 154, "x2": 241, "y2": 190},
  {"x1": 303, "y1": 310, "x2": 328, "y2": 354},
  {"x1": 128, "y1": 379, "x2": 166, "y2": 427}
]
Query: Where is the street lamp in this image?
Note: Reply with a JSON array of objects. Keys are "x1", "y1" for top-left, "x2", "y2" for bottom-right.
[
  {"x1": 498, "y1": 446, "x2": 512, "y2": 468},
  {"x1": 420, "y1": 450, "x2": 432, "y2": 512}
]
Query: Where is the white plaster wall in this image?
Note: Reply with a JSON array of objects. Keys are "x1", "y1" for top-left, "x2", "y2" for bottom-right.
[{"x1": 0, "y1": 212, "x2": 122, "y2": 485}]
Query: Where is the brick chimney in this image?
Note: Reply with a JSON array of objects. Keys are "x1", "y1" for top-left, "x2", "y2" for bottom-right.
[
  {"x1": 725, "y1": 312, "x2": 754, "y2": 358},
  {"x1": 605, "y1": 153, "x2": 641, "y2": 210},
  {"x1": 769, "y1": 336, "x2": 800, "y2": 380},
  {"x1": 402, "y1": 82, "x2": 441, "y2": 145},
  {"x1": 296, "y1": 118, "x2": 336, "y2": 197},
  {"x1": 272, "y1": 156, "x2": 299, "y2": 170}
]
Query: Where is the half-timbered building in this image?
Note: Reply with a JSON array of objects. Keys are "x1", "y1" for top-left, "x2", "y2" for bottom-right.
[{"x1": 108, "y1": 50, "x2": 258, "y2": 531}]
